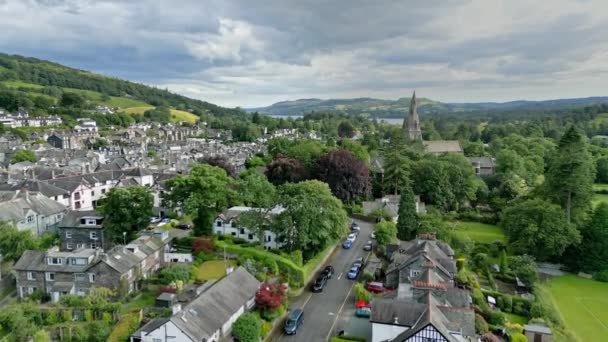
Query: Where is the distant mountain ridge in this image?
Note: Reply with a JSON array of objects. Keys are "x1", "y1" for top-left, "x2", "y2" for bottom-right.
[{"x1": 250, "y1": 96, "x2": 608, "y2": 118}]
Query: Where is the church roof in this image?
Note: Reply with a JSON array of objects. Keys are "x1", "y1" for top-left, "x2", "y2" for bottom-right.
[{"x1": 423, "y1": 140, "x2": 463, "y2": 154}]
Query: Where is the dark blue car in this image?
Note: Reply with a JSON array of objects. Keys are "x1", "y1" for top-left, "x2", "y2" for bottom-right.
[{"x1": 342, "y1": 240, "x2": 352, "y2": 249}]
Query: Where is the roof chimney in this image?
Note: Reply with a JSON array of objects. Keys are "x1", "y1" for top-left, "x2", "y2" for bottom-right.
[{"x1": 393, "y1": 316, "x2": 399, "y2": 325}]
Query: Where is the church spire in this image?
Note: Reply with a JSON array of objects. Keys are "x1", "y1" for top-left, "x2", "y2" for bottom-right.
[{"x1": 405, "y1": 91, "x2": 422, "y2": 141}]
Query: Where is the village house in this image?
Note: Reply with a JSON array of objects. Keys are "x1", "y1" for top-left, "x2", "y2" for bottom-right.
[
  {"x1": 0, "y1": 189, "x2": 67, "y2": 236},
  {"x1": 362, "y1": 194, "x2": 426, "y2": 223},
  {"x1": 468, "y1": 157, "x2": 496, "y2": 176},
  {"x1": 213, "y1": 206, "x2": 285, "y2": 249},
  {"x1": 371, "y1": 234, "x2": 474, "y2": 342},
  {"x1": 58, "y1": 210, "x2": 106, "y2": 251},
  {"x1": 130, "y1": 267, "x2": 260, "y2": 342}
]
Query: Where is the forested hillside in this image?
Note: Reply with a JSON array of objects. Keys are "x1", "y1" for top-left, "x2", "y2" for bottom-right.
[{"x1": 0, "y1": 53, "x2": 245, "y2": 126}]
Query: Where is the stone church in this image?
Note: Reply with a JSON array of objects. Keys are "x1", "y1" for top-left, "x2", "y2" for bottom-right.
[{"x1": 404, "y1": 92, "x2": 462, "y2": 154}]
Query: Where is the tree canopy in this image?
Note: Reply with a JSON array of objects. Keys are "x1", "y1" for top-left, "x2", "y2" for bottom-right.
[
  {"x1": 11, "y1": 149, "x2": 37, "y2": 164},
  {"x1": 98, "y1": 186, "x2": 153, "y2": 242},
  {"x1": 396, "y1": 182, "x2": 420, "y2": 240},
  {"x1": 313, "y1": 149, "x2": 371, "y2": 203}
]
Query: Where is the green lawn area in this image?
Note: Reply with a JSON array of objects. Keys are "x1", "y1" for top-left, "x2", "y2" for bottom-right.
[
  {"x1": 546, "y1": 274, "x2": 608, "y2": 342},
  {"x1": 3, "y1": 80, "x2": 44, "y2": 88},
  {"x1": 194, "y1": 260, "x2": 237, "y2": 282},
  {"x1": 451, "y1": 221, "x2": 507, "y2": 244},
  {"x1": 592, "y1": 193, "x2": 608, "y2": 207},
  {"x1": 121, "y1": 290, "x2": 155, "y2": 313},
  {"x1": 593, "y1": 183, "x2": 608, "y2": 191},
  {"x1": 504, "y1": 313, "x2": 528, "y2": 325},
  {"x1": 122, "y1": 106, "x2": 199, "y2": 123}
]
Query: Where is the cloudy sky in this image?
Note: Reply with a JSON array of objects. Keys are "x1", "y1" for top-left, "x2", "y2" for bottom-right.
[{"x1": 1, "y1": 0, "x2": 607, "y2": 107}]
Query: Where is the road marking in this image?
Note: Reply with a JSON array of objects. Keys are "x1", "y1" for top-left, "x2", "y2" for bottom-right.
[
  {"x1": 337, "y1": 272, "x2": 343, "y2": 280},
  {"x1": 301, "y1": 293, "x2": 313, "y2": 309},
  {"x1": 328, "y1": 312, "x2": 335, "y2": 316},
  {"x1": 325, "y1": 280, "x2": 356, "y2": 341}
]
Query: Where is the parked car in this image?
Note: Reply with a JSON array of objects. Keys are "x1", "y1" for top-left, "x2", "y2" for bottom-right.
[
  {"x1": 161, "y1": 218, "x2": 171, "y2": 223},
  {"x1": 176, "y1": 223, "x2": 192, "y2": 229},
  {"x1": 351, "y1": 221, "x2": 360, "y2": 232},
  {"x1": 347, "y1": 233, "x2": 357, "y2": 242},
  {"x1": 363, "y1": 241, "x2": 373, "y2": 251},
  {"x1": 312, "y1": 275, "x2": 328, "y2": 292},
  {"x1": 284, "y1": 309, "x2": 304, "y2": 335},
  {"x1": 352, "y1": 257, "x2": 364, "y2": 269},
  {"x1": 150, "y1": 217, "x2": 161, "y2": 224},
  {"x1": 370, "y1": 231, "x2": 376, "y2": 239},
  {"x1": 347, "y1": 266, "x2": 360, "y2": 279},
  {"x1": 321, "y1": 265, "x2": 335, "y2": 279},
  {"x1": 367, "y1": 282, "x2": 387, "y2": 294},
  {"x1": 342, "y1": 239, "x2": 352, "y2": 249},
  {"x1": 355, "y1": 307, "x2": 371, "y2": 318}
]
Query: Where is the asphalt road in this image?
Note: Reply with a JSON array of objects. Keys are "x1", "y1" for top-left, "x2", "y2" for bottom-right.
[{"x1": 275, "y1": 218, "x2": 373, "y2": 342}]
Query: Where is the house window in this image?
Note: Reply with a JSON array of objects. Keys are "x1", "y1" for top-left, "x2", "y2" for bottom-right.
[
  {"x1": 240, "y1": 228, "x2": 245, "y2": 234},
  {"x1": 74, "y1": 192, "x2": 81, "y2": 200},
  {"x1": 411, "y1": 270, "x2": 420, "y2": 277},
  {"x1": 66, "y1": 242, "x2": 73, "y2": 250},
  {"x1": 90, "y1": 232, "x2": 97, "y2": 239},
  {"x1": 74, "y1": 273, "x2": 86, "y2": 281},
  {"x1": 231, "y1": 232, "x2": 236, "y2": 236},
  {"x1": 75, "y1": 201, "x2": 81, "y2": 209},
  {"x1": 71, "y1": 258, "x2": 86, "y2": 265},
  {"x1": 89, "y1": 273, "x2": 95, "y2": 283},
  {"x1": 216, "y1": 221, "x2": 222, "y2": 227},
  {"x1": 76, "y1": 243, "x2": 84, "y2": 249},
  {"x1": 91, "y1": 242, "x2": 97, "y2": 249},
  {"x1": 248, "y1": 234, "x2": 254, "y2": 240},
  {"x1": 101, "y1": 188, "x2": 106, "y2": 194},
  {"x1": 91, "y1": 190, "x2": 95, "y2": 197},
  {"x1": 65, "y1": 231, "x2": 72, "y2": 239},
  {"x1": 27, "y1": 272, "x2": 35, "y2": 280},
  {"x1": 46, "y1": 272, "x2": 55, "y2": 281},
  {"x1": 27, "y1": 215, "x2": 34, "y2": 223},
  {"x1": 48, "y1": 257, "x2": 62, "y2": 265}
]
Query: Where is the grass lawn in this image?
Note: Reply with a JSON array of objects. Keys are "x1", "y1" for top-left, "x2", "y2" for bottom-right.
[
  {"x1": 121, "y1": 290, "x2": 156, "y2": 313},
  {"x1": 504, "y1": 313, "x2": 528, "y2": 325},
  {"x1": 593, "y1": 183, "x2": 608, "y2": 191},
  {"x1": 451, "y1": 221, "x2": 507, "y2": 244},
  {"x1": 3, "y1": 80, "x2": 44, "y2": 88},
  {"x1": 122, "y1": 106, "x2": 199, "y2": 123},
  {"x1": 592, "y1": 193, "x2": 608, "y2": 207},
  {"x1": 546, "y1": 274, "x2": 608, "y2": 342},
  {"x1": 194, "y1": 260, "x2": 237, "y2": 282}
]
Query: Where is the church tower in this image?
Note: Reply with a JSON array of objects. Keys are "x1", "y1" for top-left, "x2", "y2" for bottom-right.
[{"x1": 404, "y1": 91, "x2": 422, "y2": 141}]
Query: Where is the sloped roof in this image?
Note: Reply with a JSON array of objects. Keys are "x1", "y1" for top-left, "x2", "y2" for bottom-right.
[
  {"x1": 59, "y1": 210, "x2": 103, "y2": 229},
  {"x1": 0, "y1": 180, "x2": 69, "y2": 197},
  {"x1": 423, "y1": 140, "x2": 463, "y2": 154},
  {"x1": 170, "y1": 267, "x2": 260, "y2": 341},
  {"x1": 100, "y1": 247, "x2": 141, "y2": 274},
  {"x1": 0, "y1": 192, "x2": 66, "y2": 222}
]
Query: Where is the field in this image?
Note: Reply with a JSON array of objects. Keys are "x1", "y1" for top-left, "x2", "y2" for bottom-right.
[
  {"x1": 122, "y1": 106, "x2": 199, "y2": 124},
  {"x1": 451, "y1": 221, "x2": 507, "y2": 244},
  {"x1": 193, "y1": 260, "x2": 237, "y2": 282},
  {"x1": 546, "y1": 275, "x2": 608, "y2": 342},
  {"x1": 592, "y1": 193, "x2": 608, "y2": 207}
]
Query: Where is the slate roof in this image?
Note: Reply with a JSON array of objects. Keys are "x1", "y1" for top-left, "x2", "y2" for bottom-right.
[
  {"x1": 524, "y1": 324, "x2": 552, "y2": 335},
  {"x1": 170, "y1": 267, "x2": 260, "y2": 341},
  {"x1": 468, "y1": 157, "x2": 495, "y2": 168},
  {"x1": 0, "y1": 192, "x2": 66, "y2": 222},
  {"x1": 59, "y1": 210, "x2": 103, "y2": 229},
  {"x1": 0, "y1": 180, "x2": 69, "y2": 197},
  {"x1": 14, "y1": 249, "x2": 97, "y2": 273},
  {"x1": 99, "y1": 247, "x2": 142, "y2": 274}
]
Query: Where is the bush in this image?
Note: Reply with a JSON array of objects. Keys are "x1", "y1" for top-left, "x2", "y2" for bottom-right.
[
  {"x1": 260, "y1": 321, "x2": 273, "y2": 338},
  {"x1": 475, "y1": 314, "x2": 489, "y2": 334},
  {"x1": 232, "y1": 313, "x2": 261, "y2": 342},
  {"x1": 159, "y1": 265, "x2": 193, "y2": 285},
  {"x1": 488, "y1": 311, "x2": 506, "y2": 325},
  {"x1": 593, "y1": 269, "x2": 608, "y2": 282},
  {"x1": 510, "y1": 333, "x2": 528, "y2": 342},
  {"x1": 107, "y1": 313, "x2": 141, "y2": 342},
  {"x1": 287, "y1": 250, "x2": 303, "y2": 267},
  {"x1": 192, "y1": 238, "x2": 215, "y2": 254},
  {"x1": 354, "y1": 283, "x2": 372, "y2": 302},
  {"x1": 503, "y1": 295, "x2": 513, "y2": 313},
  {"x1": 362, "y1": 272, "x2": 374, "y2": 283},
  {"x1": 232, "y1": 237, "x2": 248, "y2": 244}
]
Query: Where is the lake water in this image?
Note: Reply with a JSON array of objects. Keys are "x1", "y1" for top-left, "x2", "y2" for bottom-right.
[{"x1": 268, "y1": 115, "x2": 404, "y2": 126}]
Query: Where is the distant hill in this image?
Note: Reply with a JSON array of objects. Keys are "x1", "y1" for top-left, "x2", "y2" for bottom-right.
[
  {"x1": 250, "y1": 96, "x2": 608, "y2": 118},
  {"x1": 0, "y1": 53, "x2": 243, "y2": 123}
]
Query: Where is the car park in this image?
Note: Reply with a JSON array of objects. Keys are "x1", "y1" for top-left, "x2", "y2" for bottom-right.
[
  {"x1": 363, "y1": 241, "x2": 373, "y2": 251},
  {"x1": 342, "y1": 239, "x2": 352, "y2": 249},
  {"x1": 284, "y1": 309, "x2": 304, "y2": 335},
  {"x1": 347, "y1": 266, "x2": 360, "y2": 279},
  {"x1": 321, "y1": 265, "x2": 335, "y2": 279},
  {"x1": 312, "y1": 275, "x2": 328, "y2": 292}
]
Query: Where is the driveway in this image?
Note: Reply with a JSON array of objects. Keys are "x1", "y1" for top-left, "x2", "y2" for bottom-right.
[{"x1": 274, "y1": 218, "x2": 373, "y2": 342}]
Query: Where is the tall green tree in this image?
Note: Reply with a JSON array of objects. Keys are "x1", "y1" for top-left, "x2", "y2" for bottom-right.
[
  {"x1": 272, "y1": 180, "x2": 348, "y2": 260},
  {"x1": 544, "y1": 126, "x2": 595, "y2": 223},
  {"x1": 164, "y1": 164, "x2": 235, "y2": 236},
  {"x1": 567, "y1": 203, "x2": 608, "y2": 273},
  {"x1": 99, "y1": 186, "x2": 153, "y2": 242},
  {"x1": 0, "y1": 222, "x2": 39, "y2": 261},
  {"x1": 11, "y1": 149, "x2": 37, "y2": 164},
  {"x1": 382, "y1": 149, "x2": 410, "y2": 195},
  {"x1": 375, "y1": 221, "x2": 397, "y2": 247},
  {"x1": 501, "y1": 199, "x2": 580, "y2": 261},
  {"x1": 396, "y1": 182, "x2": 420, "y2": 241},
  {"x1": 236, "y1": 171, "x2": 278, "y2": 242}
]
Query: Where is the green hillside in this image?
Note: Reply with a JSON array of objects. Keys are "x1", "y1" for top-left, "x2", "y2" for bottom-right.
[{"x1": 0, "y1": 53, "x2": 245, "y2": 125}]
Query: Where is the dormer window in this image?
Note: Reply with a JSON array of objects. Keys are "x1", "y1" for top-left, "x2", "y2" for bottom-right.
[{"x1": 48, "y1": 257, "x2": 62, "y2": 265}]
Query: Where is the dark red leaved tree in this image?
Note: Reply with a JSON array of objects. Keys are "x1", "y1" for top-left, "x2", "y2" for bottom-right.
[
  {"x1": 265, "y1": 156, "x2": 309, "y2": 186},
  {"x1": 313, "y1": 149, "x2": 371, "y2": 203},
  {"x1": 255, "y1": 283, "x2": 287, "y2": 311}
]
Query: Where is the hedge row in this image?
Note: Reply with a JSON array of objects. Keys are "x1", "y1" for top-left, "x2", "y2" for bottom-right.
[
  {"x1": 107, "y1": 312, "x2": 141, "y2": 342},
  {"x1": 481, "y1": 289, "x2": 532, "y2": 317},
  {"x1": 216, "y1": 241, "x2": 305, "y2": 287}
]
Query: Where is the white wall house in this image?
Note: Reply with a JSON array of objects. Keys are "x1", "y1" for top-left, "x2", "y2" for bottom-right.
[
  {"x1": 164, "y1": 253, "x2": 193, "y2": 263},
  {"x1": 213, "y1": 206, "x2": 285, "y2": 249},
  {"x1": 0, "y1": 191, "x2": 67, "y2": 236},
  {"x1": 372, "y1": 323, "x2": 408, "y2": 342}
]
